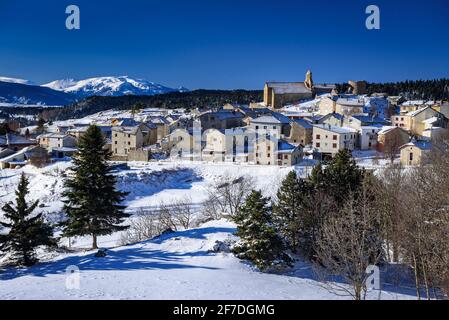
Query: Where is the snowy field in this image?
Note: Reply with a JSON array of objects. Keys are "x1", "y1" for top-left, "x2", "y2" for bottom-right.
[
  {"x1": 0, "y1": 219, "x2": 416, "y2": 300},
  {"x1": 0, "y1": 159, "x2": 414, "y2": 300}
]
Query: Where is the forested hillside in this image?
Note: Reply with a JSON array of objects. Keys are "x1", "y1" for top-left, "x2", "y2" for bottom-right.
[
  {"x1": 39, "y1": 90, "x2": 263, "y2": 120},
  {"x1": 336, "y1": 79, "x2": 449, "y2": 100}
]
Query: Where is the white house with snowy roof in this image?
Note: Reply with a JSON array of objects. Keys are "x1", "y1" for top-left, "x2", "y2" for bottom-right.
[{"x1": 313, "y1": 124, "x2": 357, "y2": 157}]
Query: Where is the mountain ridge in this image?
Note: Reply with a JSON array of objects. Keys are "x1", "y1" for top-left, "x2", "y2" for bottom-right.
[{"x1": 0, "y1": 75, "x2": 188, "y2": 106}]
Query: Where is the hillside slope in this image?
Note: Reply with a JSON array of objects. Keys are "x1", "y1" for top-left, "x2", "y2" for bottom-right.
[{"x1": 0, "y1": 219, "x2": 415, "y2": 300}]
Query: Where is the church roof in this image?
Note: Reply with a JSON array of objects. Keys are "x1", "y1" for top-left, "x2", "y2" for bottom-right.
[{"x1": 266, "y1": 82, "x2": 312, "y2": 94}]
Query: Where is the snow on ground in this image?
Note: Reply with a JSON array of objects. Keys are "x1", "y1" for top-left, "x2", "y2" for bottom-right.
[
  {"x1": 0, "y1": 160, "x2": 311, "y2": 221},
  {"x1": 0, "y1": 155, "x2": 390, "y2": 224},
  {"x1": 0, "y1": 219, "x2": 416, "y2": 300},
  {"x1": 0, "y1": 158, "x2": 418, "y2": 300}
]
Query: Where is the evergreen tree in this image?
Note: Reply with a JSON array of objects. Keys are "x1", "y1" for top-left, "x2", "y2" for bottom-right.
[
  {"x1": 131, "y1": 102, "x2": 144, "y2": 119},
  {"x1": 272, "y1": 171, "x2": 311, "y2": 252},
  {"x1": 0, "y1": 173, "x2": 56, "y2": 266},
  {"x1": 313, "y1": 149, "x2": 365, "y2": 206},
  {"x1": 62, "y1": 125, "x2": 130, "y2": 249},
  {"x1": 36, "y1": 117, "x2": 46, "y2": 133},
  {"x1": 233, "y1": 190, "x2": 290, "y2": 270}
]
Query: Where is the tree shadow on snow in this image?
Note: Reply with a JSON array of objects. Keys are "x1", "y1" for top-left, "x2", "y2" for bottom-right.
[
  {"x1": 281, "y1": 260, "x2": 418, "y2": 299},
  {"x1": 119, "y1": 168, "x2": 204, "y2": 201},
  {"x1": 0, "y1": 226, "x2": 237, "y2": 281},
  {"x1": 0, "y1": 247, "x2": 218, "y2": 281},
  {"x1": 150, "y1": 227, "x2": 237, "y2": 245}
]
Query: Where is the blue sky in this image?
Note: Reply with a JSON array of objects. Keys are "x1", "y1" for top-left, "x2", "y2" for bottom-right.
[{"x1": 0, "y1": 0, "x2": 448, "y2": 89}]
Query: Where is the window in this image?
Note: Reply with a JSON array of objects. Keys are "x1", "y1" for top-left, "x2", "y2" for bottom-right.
[
  {"x1": 128, "y1": 142, "x2": 131, "y2": 145},
  {"x1": 316, "y1": 143, "x2": 320, "y2": 148},
  {"x1": 256, "y1": 126, "x2": 259, "y2": 130},
  {"x1": 284, "y1": 155, "x2": 288, "y2": 160},
  {"x1": 128, "y1": 134, "x2": 131, "y2": 138},
  {"x1": 115, "y1": 141, "x2": 117, "y2": 145},
  {"x1": 115, "y1": 148, "x2": 117, "y2": 153},
  {"x1": 333, "y1": 143, "x2": 337, "y2": 149},
  {"x1": 268, "y1": 153, "x2": 271, "y2": 157},
  {"x1": 316, "y1": 134, "x2": 321, "y2": 139},
  {"x1": 409, "y1": 153, "x2": 413, "y2": 161},
  {"x1": 115, "y1": 133, "x2": 118, "y2": 137},
  {"x1": 333, "y1": 135, "x2": 337, "y2": 140}
]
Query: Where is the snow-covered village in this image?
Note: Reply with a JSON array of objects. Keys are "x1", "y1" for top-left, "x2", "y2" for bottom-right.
[{"x1": 0, "y1": 0, "x2": 448, "y2": 306}]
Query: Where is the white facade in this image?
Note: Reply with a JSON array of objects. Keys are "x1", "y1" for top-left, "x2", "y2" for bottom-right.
[{"x1": 313, "y1": 124, "x2": 357, "y2": 156}]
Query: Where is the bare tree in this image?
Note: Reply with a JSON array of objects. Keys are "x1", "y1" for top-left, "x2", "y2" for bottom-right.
[
  {"x1": 158, "y1": 202, "x2": 179, "y2": 232},
  {"x1": 373, "y1": 164, "x2": 406, "y2": 263},
  {"x1": 314, "y1": 181, "x2": 383, "y2": 300},
  {"x1": 383, "y1": 133, "x2": 403, "y2": 164},
  {"x1": 119, "y1": 209, "x2": 162, "y2": 246},
  {"x1": 399, "y1": 156, "x2": 449, "y2": 299},
  {"x1": 170, "y1": 196, "x2": 196, "y2": 230},
  {"x1": 205, "y1": 175, "x2": 255, "y2": 218}
]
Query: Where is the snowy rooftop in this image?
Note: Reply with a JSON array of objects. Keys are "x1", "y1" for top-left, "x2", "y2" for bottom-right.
[
  {"x1": 314, "y1": 124, "x2": 357, "y2": 134},
  {"x1": 336, "y1": 97, "x2": 365, "y2": 107},
  {"x1": 266, "y1": 82, "x2": 312, "y2": 94},
  {"x1": 252, "y1": 113, "x2": 290, "y2": 124},
  {"x1": 401, "y1": 141, "x2": 432, "y2": 151},
  {"x1": 377, "y1": 126, "x2": 397, "y2": 135},
  {"x1": 401, "y1": 100, "x2": 426, "y2": 106}
]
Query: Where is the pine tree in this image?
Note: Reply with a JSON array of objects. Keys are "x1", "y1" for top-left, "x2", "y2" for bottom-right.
[
  {"x1": 0, "y1": 173, "x2": 56, "y2": 266},
  {"x1": 62, "y1": 125, "x2": 130, "y2": 249},
  {"x1": 272, "y1": 171, "x2": 311, "y2": 252},
  {"x1": 313, "y1": 149, "x2": 365, "y2": 206},
  {"x1": 233, "y1": 190, "x2": 290, "y2": 270}
]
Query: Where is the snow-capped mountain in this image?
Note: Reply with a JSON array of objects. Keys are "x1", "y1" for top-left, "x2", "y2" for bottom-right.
[
  {"x1": 42, "y1": 78, "x2": 78, "y2": 91},
  {"x1": 0, "y1": 80, "x2": 76, "y2": 107},
  {"x1": 0, "y1": 76, "x2": 34, "y2": 85},
  {"x1": 0, "y1": 75, "x2": 188, "y2": 107},
  {"x1": 43, "y1": 76, "x2": 185, "y2": 98}
]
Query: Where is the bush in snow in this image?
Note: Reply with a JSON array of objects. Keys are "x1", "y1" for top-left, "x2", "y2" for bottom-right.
[
  {"x1": 158, "y1": 197, "x2": 196, "y2": 231},
  {"x1": 205, "y1": 174, "x2": 254, "y2": 219},
  {"x1": 118, "y1": 210, "x2": 162, "y2": 246}
]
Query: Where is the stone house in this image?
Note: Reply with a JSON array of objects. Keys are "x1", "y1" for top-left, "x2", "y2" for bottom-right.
[
  {"x1": 392, "y1": 106, "x2": 448, "y2": 137},
  {"x1": 111, "y1": 123, "x2": 155, "y2": 159},
  {"x1": 168, "y1": 128, "x2": 202, "y2": 160},
  {"x1": 255, "y1": 135, "x2": 303, "y2": 166},
  {"x1": 38, "y1": 133, "x2": 77, "y2": 151},
  {"x1": 400, "y1": 141, "x2": 432, "y2": 166},
  {"x1": 377, "y1": 126, "x2": 410, "y2": 154},
  {"x1": 202, "y1": 129, "x2": 227, "y2": 162},
  {"x1": 198, "y1": 110, "x2": 245, "y2": 131},
  {"x1": 250, "y1": 113, "x2": 291, "y2": 139},
  {"x1": 263, "y1": 70, "x2": 334, "y2": 109},
  {"x1": 313, "y1": 124, "x2": 357, "y2": 157},
  {"x1": 0, "y1": 133, "x2": 37, "y2": 151},
  {"x1": 286, "y1": 119, "x2": 313, "y2": 146},
  {"x1": 318, "y1": 96, "x2": 365, "y2": 116},
  {"x1": 343, "y1": 115, "x2": 388, "y2": 150}
]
